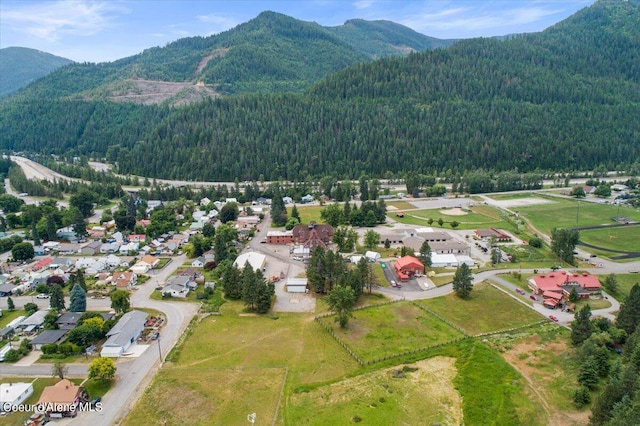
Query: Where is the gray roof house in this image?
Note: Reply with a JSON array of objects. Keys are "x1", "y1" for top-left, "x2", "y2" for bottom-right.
[
  {"x1": 81, "y1": 241, "x2": 102, "y2": 255},
  {"x1": 19, "y1": 310, "x2": 49, "y2": 333},
  {"x1": 31, "y1": 329, "x2": 68, "y2": 350},
  {"x1": 55, "y1": 312, "x2": 84, "y2": 330},
  {"x1": 100, "y1": 310, "x2": 148, "y2": 357}
]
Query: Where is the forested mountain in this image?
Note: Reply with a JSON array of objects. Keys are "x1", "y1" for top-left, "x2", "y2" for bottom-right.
[
  {"x1": 2, "y1": 11, "x2": 448, "y2": 103},
  {"x1": 0, "y1": 47, "x2": 72, "y2": 98},
  {"x1": 0, "y1": 0, "x2": 639, "y2": 182},
  {"x1": 325, "y1": 19, "x2": 456, "y2": 58}
]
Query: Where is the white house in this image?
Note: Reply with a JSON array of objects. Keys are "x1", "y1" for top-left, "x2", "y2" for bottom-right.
[
  {"x1": 282, "y1": 196, "x2": 293, "y2": 204},
  {"x1": 100, "y1": 242, "x2": 121, "y2": 254},
  {"x1": 119, "y1": 242, "x2": 139, "y2": 255},
  {"x1": 130, "y1": 262, "x2": 151, "y2": 275},
  {"x1": 191, "y1": 257, "x2": 205, "y2": 268},
  {"x1": 100, "y1": 310, "x2": 148, "y2": 357},
  {"x1": 0, "y1": 382, "x2": 33, "y2": 407},
  {"x1": 162, "y1": 284, "x2": 189, "y2": 298}
]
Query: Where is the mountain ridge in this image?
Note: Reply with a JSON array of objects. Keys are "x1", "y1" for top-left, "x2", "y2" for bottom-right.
[{"x1": 0, "y1": 47, "x2": 73, "y2": 98}]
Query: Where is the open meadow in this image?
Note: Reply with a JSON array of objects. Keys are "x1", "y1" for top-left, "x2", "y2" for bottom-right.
[{"x1": 416, "y1": 282, "x2": 542, "y2": 335}]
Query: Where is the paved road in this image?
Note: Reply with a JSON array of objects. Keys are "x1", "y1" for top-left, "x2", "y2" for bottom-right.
[{"x1": 0, "y1": 254, "x2": 199, "y2": 426}]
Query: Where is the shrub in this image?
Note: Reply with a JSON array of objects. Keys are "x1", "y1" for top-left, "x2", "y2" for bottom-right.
[
  {"x1": 41, "y1": 344, "x2": 59, "y2": 355},
  {"x1": 3, "y1": 349, "x2": 20, "y2": 362},
  {"x1": 529, "y1": 237, "x2": 543, "y2": 248}
]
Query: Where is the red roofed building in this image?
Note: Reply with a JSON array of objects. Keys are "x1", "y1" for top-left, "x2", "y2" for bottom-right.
[
  {"x1": 528, "y1": 271, "x2": 601, "y2": 300},
  {"x1": 32, "y1": 257, "x2": 53, "y2": 271},
  {"x1": 394, "y1": 256, "x2": 424, "y2": 281}
]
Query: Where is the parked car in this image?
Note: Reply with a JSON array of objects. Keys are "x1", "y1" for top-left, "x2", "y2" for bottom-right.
[
  {"x1": 390, "y1": 280, "x2": 397, "y2": 287},
  {"x1": 151, "y1": 332, "x2": 160, "y2": 340},
  {"x1": 530, "y1": 294, "x2": 538, "y2": 301},
  {"x1": 36, "y1": 293, "x2": 50, "y2": 299},
  {"x1": 549, "y1": 315, "x2": 559, "y2": 322},
  {"x1": 90, "y1": 396, "x2": 102, "y2": 408},
  {"x1": 515, "y1": 288, "x2": 526, "y2": 295}
]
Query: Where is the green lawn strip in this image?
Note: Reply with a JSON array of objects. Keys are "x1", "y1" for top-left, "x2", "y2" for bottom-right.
[
  {"x1": 386, "y1": 201, "x2": 416, "y2": 210},
  {"x1": 487, "y1": 193, "x2": 539, "y2": 201},
  {"x1": 497, "y1": 272, "x2": 534, "y2": 292},
  {"x1": 454, "y1": 341, "x2": 540, "y2": 426},
  {"x1": 416, "y1": 282, "x2": 541, "y2": 335},
  {"x1": 0, "y1": 309, "x2": 28, "y2": 328},
  {"x1": 83, "y1": 378, "x2": 114, "y2": 398},
  {"x1": 327, "y1": 302, "x2": 464, "y2": 363}
]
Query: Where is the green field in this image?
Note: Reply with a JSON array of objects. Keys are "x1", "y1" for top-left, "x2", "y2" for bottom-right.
[
  {"x1": 578, "y1": 226, "x2": 640, "y2": 254},
  {"x1": 518, "y1": 197, "x2": 640, "y2": 236},
  {"x1": 294, "y1": 205, "x2": 325, "y2": 225},
  {"x1": 329, "y1": 302, "x2": 464, "y2": 362},
  {"x1": 392, "y1": 205, "x2": 510, "y2": 231},
  {"x1": 417, "y1": 282, "x2": 542, "y2": 335},
  {"x1": 487, "y1": 193, "x2": 541, "y2": 201},
  {"x1": 605, "y1": 273, "x2": 640, "y2": 302}
]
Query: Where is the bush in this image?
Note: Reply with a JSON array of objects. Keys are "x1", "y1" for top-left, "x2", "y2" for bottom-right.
[
  {"x1": 41, "y1": 343, "x2": 59, "y2": 355},
  {"x1": 572, "y1": 386, "x2": 591, "y2": 407},
  {"x1": 529, "y1": 237, "x2": 543, "y2": 248},
  {"x1": 3, "y1": 349, "x2": 20, "y2": 362},
  {"x1": 24, "y1": 302, "x2": 39, "y2": 316}
]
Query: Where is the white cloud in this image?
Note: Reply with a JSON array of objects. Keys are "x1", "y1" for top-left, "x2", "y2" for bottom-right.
[
  {"x1": 353, "y1": 1, "x2": 374, "y2": 9},
  {"x1": 0, "y1": 0, "x2": 129, "y2": 42},
  {"x1": 196, "y1": 13, "x2": 238, "y2": 34}
]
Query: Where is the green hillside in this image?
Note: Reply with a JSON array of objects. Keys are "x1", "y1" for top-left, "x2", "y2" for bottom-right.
[
  {"x1": 0, "y1": 0, "x2": 639, "y2": 182},
  {"x1": 2, "y1": 11, "x2": 445, "y2": 102},
  {"x1": 0, "y1": 47, "x2": 73, "y2": 98}
]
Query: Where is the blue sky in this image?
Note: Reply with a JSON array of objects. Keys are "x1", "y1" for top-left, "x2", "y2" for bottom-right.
[{"x1": 0, "y1": 1, "x2": 595, "y2": 63}]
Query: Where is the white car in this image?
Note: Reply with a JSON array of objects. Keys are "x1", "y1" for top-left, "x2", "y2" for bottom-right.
[{"x1": 36, "y1": 293, "x2": 50, "y2": 299}]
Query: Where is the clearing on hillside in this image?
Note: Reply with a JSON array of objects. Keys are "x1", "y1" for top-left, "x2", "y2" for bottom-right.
[{"x1": 287, "y1": 357, "x2": 462, "y2": 425}]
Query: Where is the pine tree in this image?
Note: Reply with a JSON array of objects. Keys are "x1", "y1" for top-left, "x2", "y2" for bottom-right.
[
  {"x1": 7, "y1": 296, "x2": 15, "y2": 311},
  {"x1": 291, "y1": 204, "x2": 300, "y2": 222},
  {"x1": 241, "y1": 263, "x2": 259, "y2": 311},
  {"x1": 616, "y1": 284, "x2": 640, "y2": 335},
  {"x1": 419, "y1": 240, "x2": 432, "y2": 268},
  {"x1": 49, "y1": 284, "x2": 65, "y2": 311},
  {"x1": 571, "y1": 304, "x2": 593, "y2": 345},
  {"x1": 76, "y1": 270, "x2": 87, "y2": 292},
  {"x1": 452, "y1": 263, "x2": 473, "y2": 298},
  {"x1": 221, "y1": 263, "x2": 242, "y2": 299},
  {"x1": 69, "y1": 283, "x2": 86, "y2": 312},
  {"x1": 307, "y1": 245, "x2": 326, "y2": 293}
]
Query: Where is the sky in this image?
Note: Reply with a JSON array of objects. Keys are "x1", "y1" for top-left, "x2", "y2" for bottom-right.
[{"x1": 0, "y1": 0, "x2": 596, "y2": 63}]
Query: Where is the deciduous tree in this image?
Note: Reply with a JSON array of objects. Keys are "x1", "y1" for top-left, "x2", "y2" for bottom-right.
[
  {"x1": 110, "y1": 290, "x2": 130, "y2": 314},
  {"x1": 326, "y1": 285, "x2": 356, "y2": 329},
  {"x1": 89, "y1": 357, "x2": 116, "y2": 382}
]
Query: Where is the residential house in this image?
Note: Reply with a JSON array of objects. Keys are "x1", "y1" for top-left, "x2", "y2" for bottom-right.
[
  {"x1": 119, "y1": 242, "x2": 139, "y2": 255},
  {"x1": 200, "y1": 197, "x2": 211, "y2": 206},
  {"x1": 169, "y1": 275, "x2": 197, "y2": 291},
  {"x1": 130, "y1": 261, "x2": 151, "y2": 275},
  {"x1": 191, "y1": 257, "x2": 205, "y2": 268},
  {"x1": 100, "y1": 242, "x2": 121, "y2": 254},
  {"x1": 394, "y1": 256, "x2": 424, "y2": 280},
  {"x1": 36, "y1": 379, "x2": 86, "y2": 417},
  {"x1": 101, "y1": 310, "x2": 148, "y2": 357},
  {"x1": 301, "y1": 194, "x2": 314, "y2": 204},
  {"x1": 18, "y1": 310, "x2": 49, "y2": 334},
  {"x1": 80, "y1": 241, "x2": 102, "y2": 256},
  {"x1": 282, "y1": 196, "x2": 293, "y2": 204},
  {"x1": 30, "y1": 330, "x2": 68, "y2": 350},
  {"x1": 0, "y1": 382, "x2": 34, "y2": 407},
  {"x1": 255, "y1": 197, "x2": 271, "y2": 205},
  {"x1": 56, "y1": 243, "x2": 80, "y2": 255},
  {"x1": 225, "y1": 198, "x2": 238, "y2": 204},
  {"x1": 50, "y1": 257, "x2": 73, "y2": 271},
  {"x1": 111, "y1": 271, "x2": 137, "y2": 289},
  {"x1": 128, "y1": 234, "x2": 147, "y2": 243},
  {"x1": 105, "y1": 254, "x2": 123, "y2": 269},
  {"x1": 162, "y1": 283, "x2": 189, "y2": 298},
  {"x1": 111, "y1": 231, "x2": 124, "y2": 243},
  {"x1": 33, "y1": 245, "x2": 46, "y2": 256},
  {"x1": 0, "y1": 284, "x2": 16, "y2": 297},
  {"x1": 55, "y1": 312, "x2": 83, "y2": 330},
  {"x1": 31, "y1": 257, "x2": 53, "y2": 271},
  {"x1": 140, "y1": 255, "x2": 160, "y2": 269}
]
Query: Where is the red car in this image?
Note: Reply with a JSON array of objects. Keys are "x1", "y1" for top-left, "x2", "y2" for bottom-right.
[
  {"x1": 530, "y1": 295, "x2": 538, "y2": 301},
  {"x1": 515, "y1": 288, "x2": 526, "y2": 295},
  {"x1": 549, "y1": 315, "x2": 559, "y2": 322}
]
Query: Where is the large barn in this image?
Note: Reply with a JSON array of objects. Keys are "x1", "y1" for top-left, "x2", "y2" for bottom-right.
[{"x1": 394, "y1": 256, "x2": 425, "y2": 280}]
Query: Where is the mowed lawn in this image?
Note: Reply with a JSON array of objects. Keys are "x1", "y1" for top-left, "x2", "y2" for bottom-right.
[
  {"x1": 294, "y1": 205, "x2": 325, "y2": 225},
  {"x1": 416, "y1": 282, "x2": 542, "y2": 335},
  {"x1": 578, "y1": 226, "x2": 640, "y2": 253},
  {"x1": 330, "y1": 302, "x2": 464, "y2": 362},
  {"x1": 608, "y1": 273, "x2": 640, "y2": 302},
  {"x1": 518, "y1": 197, "x2": 640, "y2": 236},
  {"x1": 123, "y1": 302, "x2": 359, "y2": 426}
]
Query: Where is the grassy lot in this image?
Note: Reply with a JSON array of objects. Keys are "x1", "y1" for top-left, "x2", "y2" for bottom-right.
[
  {"x1": 385, "y1": 201, "x2": 416, "y2": 210},
  {"x1": 498, "y1": 272, "x2": 533, "y2": 292},
  {"x1": 416, "y1": 282, "x2": 541, "y2": 335},
  {"x1": 578, "y1": 226, "x2": 640, "y2": 254},
  {"x1": 294, "y1": 205, "x2": 325, "y2": 225},
  {"x1": 370, "y1": 263, "x2": 387, "y2": 288},
  {"x1": 330, "y1": 302, "x2": 464, "y2": 361},
  {"x1": 518, "y1": 196, "x2": 640, "y2": 237},
  {"x1": 83, "y1": 378, "x2": 114, "y2": 398},
  {"x1": 495, "y1": 324, "x2": 588, "y2": 423},
  {"x1": 430, "y1": 274, "x2": 455, "y2": 287},
  {"x1": 123, "y1": 302, "x2": 359, "y2": 426},
  {"x1": 487, "y1": 193, "x2": 540, "y2": 201},
  {"x1": 287, "y1": 357, "x2": 463, "y2": 425},
  {"x1": 574, "y1": 298, "x2": 611, "y2": 310},
  {"x1": 607, "y1": 273, "x2": 640, "y2": 302}
]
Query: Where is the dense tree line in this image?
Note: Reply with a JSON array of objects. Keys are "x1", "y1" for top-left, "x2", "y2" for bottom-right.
[{"x1": 1, "y1": 1, "x2": 638, "y2": 182}]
